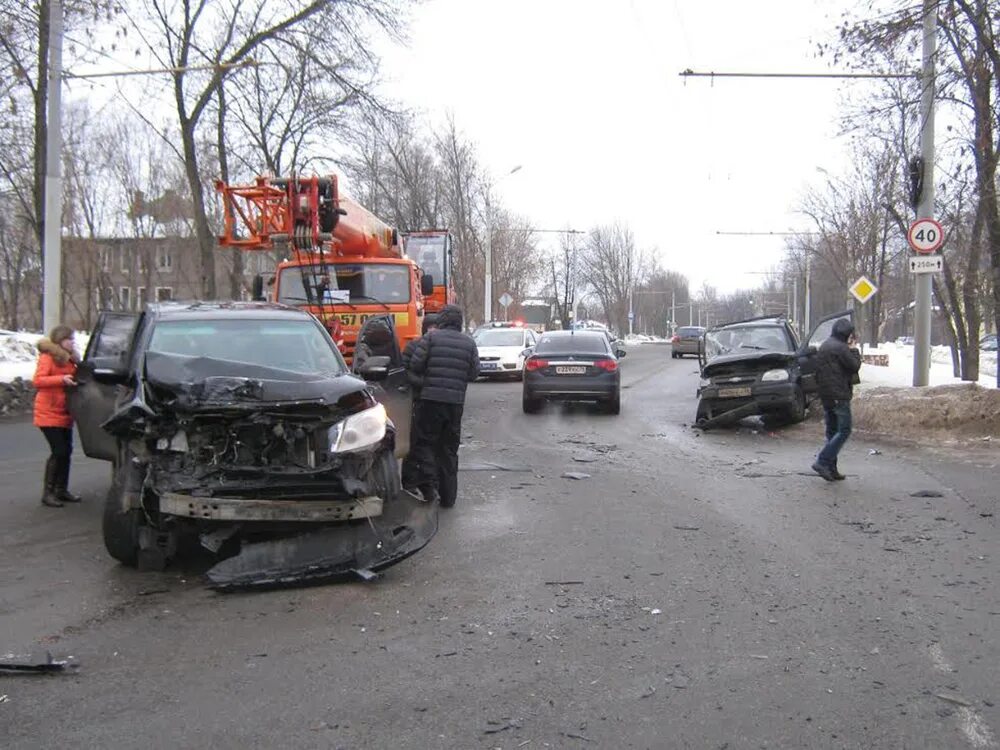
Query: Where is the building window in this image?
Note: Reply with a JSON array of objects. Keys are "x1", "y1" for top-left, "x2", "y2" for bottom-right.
[
  {"x1": 156, "y1": 287, "x2": 172, "y2": 302},
  {"x1": 119, "y1": 287, "x2": 131, "y2": 311},
  {"x1": 156, "y1": 246, "x2": 173, "y2": 270},
  {"x1": 99, "y1": 248, "x2": 112, "y2": 272},
  {"x1": 137, "y1": 287, "x2": 148, "y2": 310},
  {"x1": 120, "y1": 247, "x2": 130, "y2": 274}
]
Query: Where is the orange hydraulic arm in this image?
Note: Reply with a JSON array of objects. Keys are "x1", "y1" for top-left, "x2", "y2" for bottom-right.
[{"x1": 216, "y1": 174, "x2": 399, "y2": 256}]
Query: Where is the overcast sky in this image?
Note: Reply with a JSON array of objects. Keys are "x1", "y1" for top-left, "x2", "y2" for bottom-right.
[{"x1": 376, "y1": 0, "x2": 868, "y2": 294}]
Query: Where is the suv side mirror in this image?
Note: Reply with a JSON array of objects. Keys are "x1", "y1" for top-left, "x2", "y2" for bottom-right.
[
  {"x1": 357, "y1": 355, "x2": 391, "y2": 381},
  {"x1": 616, "y1": 347, "x2": 627, "y2": 358},
  {"x1": 421, "y1": 273, "x2": 434, "y2": 296},
  {"x1": 520, "y1": 347, "x2": 534, "y2": 358}
]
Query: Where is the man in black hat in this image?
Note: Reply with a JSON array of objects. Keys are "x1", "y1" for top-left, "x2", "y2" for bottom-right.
[
  {"x1": 812, "y1": 318, "x2": 862, "y2": 481},
  {"x1": 403, "y1": 305, "x2": 479, "y2": 507}
]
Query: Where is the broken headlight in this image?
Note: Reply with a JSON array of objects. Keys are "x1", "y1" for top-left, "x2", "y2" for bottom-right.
[
  {"x1": 328, "y1": 404, "x2": 388, "y2": 453},
  {"x1": 760, "y1": 368, "x2": 790, "y2": 382}
]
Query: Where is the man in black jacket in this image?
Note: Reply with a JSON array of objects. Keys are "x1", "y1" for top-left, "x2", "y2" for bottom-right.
[
  {"x1": 404, "y1": 305, "x2": 479, "y2": 507},
  {"x1": 812, "y1": 317, "x2": 862, "y2": 481}
]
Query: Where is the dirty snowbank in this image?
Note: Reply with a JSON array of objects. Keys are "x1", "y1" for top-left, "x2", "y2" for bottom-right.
[{"x1": 852, "y1": 383, "x2": 1000, "y2": 441}]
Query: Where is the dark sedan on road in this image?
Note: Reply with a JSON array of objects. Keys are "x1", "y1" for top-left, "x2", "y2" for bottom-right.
[
  {"x1": 671, "y1": 326, "x2": 705, "y2": 358},
  {"x1": 522, "y1": 330, "x2": 625, "y2": 414}
]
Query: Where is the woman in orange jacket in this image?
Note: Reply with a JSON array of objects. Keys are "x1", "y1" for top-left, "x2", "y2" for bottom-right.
[{"x1": 33, "y1": 325, "x2": 81, "y2": 507}]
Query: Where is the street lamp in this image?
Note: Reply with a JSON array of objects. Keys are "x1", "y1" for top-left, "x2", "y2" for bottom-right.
[{"x1": 484, "y1": 164, "x2": 522, "y2": 325}]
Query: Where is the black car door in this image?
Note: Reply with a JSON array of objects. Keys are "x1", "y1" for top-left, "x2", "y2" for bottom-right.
[
  {"x1": 800, "y1": 310, "x2": 854, "y2": 395},
  {"x1": 353, "y1": 314, "x2": 413, "y2": 458},
  {"x1": 68, "y1": 312, "x2": 141, "y2": 461}
]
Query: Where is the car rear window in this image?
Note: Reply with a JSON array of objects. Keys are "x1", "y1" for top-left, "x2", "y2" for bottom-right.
[
  {"x1": 677, "y1": 327, "x2": 703, "y2": 337},
  {"x1": 535, "y1": 334, "x2": 609, "y2": 355}
]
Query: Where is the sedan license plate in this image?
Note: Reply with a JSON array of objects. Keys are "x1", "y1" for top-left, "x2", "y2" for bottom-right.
[
  {"x1": 555, "y1": 365, "x2": 587, "y2": 375},
  {"x1": 718, "y1": 386, "x2": 752, "y2": 398},
  {"x1": 480, "y1": 362, "x2": 498, "y2": 370}
]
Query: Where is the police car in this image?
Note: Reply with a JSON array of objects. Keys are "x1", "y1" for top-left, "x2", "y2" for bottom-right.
[{"x1": 473, "y1": 321, "x2": 538, "y2": 380}]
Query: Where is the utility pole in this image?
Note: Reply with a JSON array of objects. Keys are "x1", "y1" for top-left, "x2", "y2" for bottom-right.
[
  {"x1": 671, "y1": 289, "x2": 676, "y2": 336},
  {"x1": 804, "y1": 253, "x2": 812, "y2": 335},
  {"x1": 484, "y1": 193, "x2": 492, "y2": 326},
  {"x1": 42, "y1": 0, "x2": 63, "y2": 333},
  {"x1": 912, "y1": 0, "x2": 937, "y2": 387}
]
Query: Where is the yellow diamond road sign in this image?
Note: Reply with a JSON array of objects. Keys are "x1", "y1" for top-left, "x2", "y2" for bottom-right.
[{"x1": 849, "y1": 276, "x2": 878, "y2": 304}]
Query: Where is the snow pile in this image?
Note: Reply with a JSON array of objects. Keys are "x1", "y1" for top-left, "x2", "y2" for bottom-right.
[
  {"x1": 853, "y1": 383, "x2": 1000, "y2": 441},
  {"x1": 858, "y1": 342, "x2": 996, "y2": 389}
]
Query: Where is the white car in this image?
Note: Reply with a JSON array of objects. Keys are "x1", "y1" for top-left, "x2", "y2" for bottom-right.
[{"x1": 474, "y1": 325, "x2": 538, "y2": 380}]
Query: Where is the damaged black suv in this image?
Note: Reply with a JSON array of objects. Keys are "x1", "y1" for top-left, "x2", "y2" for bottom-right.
[
  {"x1": 69, "y1": 302, "x2": 435, "y2": 588},
  {"x1": 695, "y1": 311, "x2": 852, "y2": 429}
]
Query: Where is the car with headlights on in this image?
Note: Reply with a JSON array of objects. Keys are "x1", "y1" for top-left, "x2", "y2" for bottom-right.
[
  {"x1": 522, "y1": 329, "x2": 625, "y2": 414},
  {"x1": 474, "y1": 323, "x2": 538, "y2": 379},
  {"x1": 694, "y1": 311, "x2": 852, "y2": 429},
  {"x1": 68, "y1": 302, "x2": 436, "y2": 588}
]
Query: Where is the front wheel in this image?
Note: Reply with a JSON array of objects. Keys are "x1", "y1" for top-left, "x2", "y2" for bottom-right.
[
  {"x1": 785, "y1": 386, "x2": 806, "y2": 424},
  {"x1": 102, "y1": 470, "x2": 142, "y2": 566}
]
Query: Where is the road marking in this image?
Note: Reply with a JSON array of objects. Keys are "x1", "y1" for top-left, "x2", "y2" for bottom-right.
[{"x1": 928, "y1": 644, "x2": 998, "y2": 748}]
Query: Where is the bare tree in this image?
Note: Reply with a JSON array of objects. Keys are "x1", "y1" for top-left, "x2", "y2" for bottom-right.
[{"x1": 581, "y1": 223, "x2": 649, "y2": 334}]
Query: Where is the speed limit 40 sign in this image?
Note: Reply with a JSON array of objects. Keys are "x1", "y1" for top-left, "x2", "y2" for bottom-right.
[{"x1": 908, "y1": 218, "x2": 944, "y2": 254}]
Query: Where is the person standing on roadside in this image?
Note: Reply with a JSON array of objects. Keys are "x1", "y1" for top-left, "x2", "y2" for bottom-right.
[
  {"x1": 401, "y1": 313, "x2": 437, "y2": 492},
  {"x1": 812, "y1": 318, "x2": 862, "y2": 482},
  {"x1": 33, "y1": 326, "x2": 82, "y2": 507},
  {"x1": 404, "y1": 305, "x2": 478, "y2": 507}
]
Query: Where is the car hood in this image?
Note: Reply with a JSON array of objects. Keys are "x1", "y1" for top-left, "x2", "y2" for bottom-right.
[
  {"x1": 143, "y1": 351, "x2": 367, "y2": 408},
  {"x1": 477, "y1": 346, "x2": 523, "y2": 359},
  {"x1": 702, "y1": 350, "x2": 795, "y2": 377}
]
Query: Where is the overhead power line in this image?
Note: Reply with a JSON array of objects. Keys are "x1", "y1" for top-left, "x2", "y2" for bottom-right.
[{"x1": 679, "y1": 69, "x2": 918, "y2": 80}]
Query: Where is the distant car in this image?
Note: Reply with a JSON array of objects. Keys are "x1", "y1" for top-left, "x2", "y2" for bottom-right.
[
  {"x1": 695, "y1": 311, "x2": 853, "y2": 429},
  {"x1": 896, "y1": 336, "x2": 915, "y2": 346},
  {"x1": 522, "y1": 330, "x2": 625, "y2": 414},
  {"x1": 981, "y1": 334, "x2": 997, "y2": 351},
  {"x1": 474, "y1": 325, "x2": 537, "y2": 379},
  {"x1": 671, "y1": 326, "x2": 705, "y2": 359}
]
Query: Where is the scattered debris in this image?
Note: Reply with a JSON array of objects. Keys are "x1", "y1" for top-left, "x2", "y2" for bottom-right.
[
  {"x1": 639, "y1": 685, "x2": 657, "y2": 699},
  {"x1": 749, "y1": 654, "x2": 769, "y2": 660},
  {"x1": 483, "y1": 721, "x2": 516, "y2": 735},
  {"x1": 869, "y1": 449, "x2": 882, "y2": 456},
  {"x1": 544, "y1": 581, "x2": 585, "y2": 586},
  {"x1": 0, "y1": 694, "x2": 9, "y2": 703},
  {"x1": 572, "y1": 455, "x2": 599, "y2": 463},
  {"x1": 561, "y1": 472, "x2": 591, "y2": 480},
  {"x1": 0, "y1": 652, "x2": 76, "y2": 674},
  {"x1": 935, "y1": 691, "x2": 973, "y2": 707},
  {"x1": 136, "y1": 588, "x2": 171, "y2": 597},
  {"x1": 673, "y1": 525, "x2": 700, "y2": 531},
  {"x1": 910, "y1": 490, "x2": 945, "y2": 498},
  {"x1": 650, "y1": 608, "x2": 662, "y2": 615},
  {"x1": 560, "y1": 731, "x2": 594, "y2": 743}
]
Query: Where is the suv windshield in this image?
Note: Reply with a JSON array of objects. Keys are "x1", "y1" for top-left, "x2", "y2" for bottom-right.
[
  {"x1": 277, "y1": 263, "x2": 410, "y2": 305},
  {"x1": 148, "y1": 319, "x2": 346, "y2": 375},
  {"x1": 704, "y1": 324, "x2": 792, "y2": 358},
  {"x1": 475, "y1": 329, "x2": 525, "y2": 347}
]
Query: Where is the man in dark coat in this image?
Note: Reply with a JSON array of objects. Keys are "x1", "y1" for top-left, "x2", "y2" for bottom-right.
[
  {"x1": 401, "y1": 313, "x2": 437, "y2": 492},
  {"x1": 403, "y1": 305, "x2": 479, "y2": 507},
  {"x1": 812, "y1": 317, "x2": 862, "y2": 481}
]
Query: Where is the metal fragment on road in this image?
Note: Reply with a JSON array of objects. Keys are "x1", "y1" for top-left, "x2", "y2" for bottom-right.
[
  {"x1": 0, "y1": 651, "x2": 76, "y2": 674},
  {"x1": 561, "y1": 472, "x2": 591, "y2": 480},
  {"x1": 673, "y1": 525, "x2": 700, "y2": 531},
  {"x1": 911, "y1": 490, "x2": 945, "y2": 498},
  {"x1": 936, "y1": 691, "x2": 973, "y2": 707}
]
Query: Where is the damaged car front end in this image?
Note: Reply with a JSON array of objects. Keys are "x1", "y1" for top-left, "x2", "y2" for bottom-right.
[
  {"x1": 71, "y1": 304, "x2": 434, "y2": 589},
  {"x1": 694, "y1": 312, "x2": 853, "y2": 430}
]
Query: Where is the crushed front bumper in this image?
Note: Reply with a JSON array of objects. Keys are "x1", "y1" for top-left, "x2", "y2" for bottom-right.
[
  {"x1": 695, "y1": 382, "x2": 799, "y2": 428},
  {"x1": 205, "y1": 488, "x2": 438, "y2": 591}
]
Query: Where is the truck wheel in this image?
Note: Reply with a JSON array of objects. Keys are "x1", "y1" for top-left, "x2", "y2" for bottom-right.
[{"x1": 102, "y1": 471, "x2": 142, "y2": 567}]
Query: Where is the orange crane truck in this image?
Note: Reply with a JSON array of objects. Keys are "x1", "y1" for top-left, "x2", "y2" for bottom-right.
[{"x1": 216, "y1": 175, "x2": 434, "y2": 363}]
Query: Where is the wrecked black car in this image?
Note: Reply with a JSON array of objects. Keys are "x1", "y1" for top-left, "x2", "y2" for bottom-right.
[
  {"x1": 68, "y1": 302, "x2": 434, "y2": 589},
  {"x1": 694, "y1": 311, "x2": 853, "y2": 429}
]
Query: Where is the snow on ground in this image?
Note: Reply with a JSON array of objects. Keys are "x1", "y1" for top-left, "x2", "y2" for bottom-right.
[
  {"x1": 0, "y1": 330, "x2": 89, "y2": 384},
  {"x1": 858, "y1": 342, "x2": 997, "y2": 390}
]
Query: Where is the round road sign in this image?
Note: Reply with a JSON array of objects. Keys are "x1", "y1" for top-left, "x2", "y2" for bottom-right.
[{"x1": 907, "y1": 218, "x2": 944, "y2": 254}]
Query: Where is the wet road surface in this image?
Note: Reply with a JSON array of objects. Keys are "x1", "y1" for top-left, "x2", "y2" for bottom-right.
[{"x1": 1, "y1": 344, "x2": 998, "y2": 748}]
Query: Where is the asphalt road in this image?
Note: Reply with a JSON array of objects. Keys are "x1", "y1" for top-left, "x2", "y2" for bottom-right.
[{"x1": 2, "y1": 344, "x2": 998, "y2": 749}]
